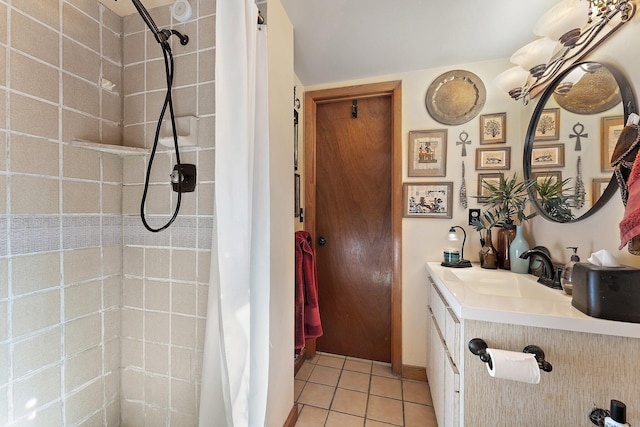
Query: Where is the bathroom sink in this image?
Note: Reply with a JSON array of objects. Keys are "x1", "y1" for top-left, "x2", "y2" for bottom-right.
[{"x1": 441, "y1": 267, "x2": 563, "y2": 301}]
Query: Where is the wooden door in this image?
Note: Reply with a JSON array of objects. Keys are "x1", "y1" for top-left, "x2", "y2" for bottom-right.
[{"x1": 314, "y1": 95, "x2": 392, "y2": 362}]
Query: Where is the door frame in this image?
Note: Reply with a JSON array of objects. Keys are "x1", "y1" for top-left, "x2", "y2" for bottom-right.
[{"x1": 304, "y1": 81, "x2": 402, "y2": 374}]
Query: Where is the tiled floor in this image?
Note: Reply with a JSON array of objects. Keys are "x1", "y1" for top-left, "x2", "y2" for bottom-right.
[{"x1": 294, "y1": 352, "x2": 438, "y2": 427}]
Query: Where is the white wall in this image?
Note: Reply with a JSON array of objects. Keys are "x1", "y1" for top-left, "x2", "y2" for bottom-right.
[
  {"x1": 304, "y1": 14, "x2": 640, "y2": 368},
  {"x1": 265, "y1": 0, "x2": 296, "y2": 425}
]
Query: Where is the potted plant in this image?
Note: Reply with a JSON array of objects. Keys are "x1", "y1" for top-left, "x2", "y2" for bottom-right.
[
  {"x1": 473, "y1": 173, "x2": 537, "y2": 270},
  {"x1": 533, "y1": 176, "x2": 577, "y2": 223}
]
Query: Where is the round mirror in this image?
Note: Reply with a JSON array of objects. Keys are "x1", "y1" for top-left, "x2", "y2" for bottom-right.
[{"x1": 524, "y1": 61, "x2": 636, "y2": 222}]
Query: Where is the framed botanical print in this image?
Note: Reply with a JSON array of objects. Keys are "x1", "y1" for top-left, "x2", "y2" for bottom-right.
[
  {"x1": 479, "y1": 112, "x2": 506, "y2": 144},
  {"x1": 408, "y1": 129, "x2": 447, "y2": 177},
  {"x1": 402, "y1": 182, "x2": 453, "y2": 218},
  {"x1": 535, "y1": 108, "x2": 560, "y2": 141}
]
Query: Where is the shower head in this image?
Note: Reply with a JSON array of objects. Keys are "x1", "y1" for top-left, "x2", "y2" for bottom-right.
[{"x1": 115, "y1": 0, "x2": 189, "y2": 46}]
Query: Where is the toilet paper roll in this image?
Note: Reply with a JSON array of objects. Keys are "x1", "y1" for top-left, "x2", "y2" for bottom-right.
[{"x1": 486, "y1": 348, "x2": 540, "y2": 384}]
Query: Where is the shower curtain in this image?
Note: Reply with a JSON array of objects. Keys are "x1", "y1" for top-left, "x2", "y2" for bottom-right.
[{"x1": 199, "y1": 1, "x2": 270, "y2": 426}]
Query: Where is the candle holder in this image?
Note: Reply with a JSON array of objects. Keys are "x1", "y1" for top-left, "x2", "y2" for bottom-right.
[{"x1": 442, "y1": 226, "x2": 472, "y2": 268}]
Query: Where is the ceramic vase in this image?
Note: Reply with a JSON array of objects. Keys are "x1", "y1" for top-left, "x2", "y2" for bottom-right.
[
  {"x1": 496, "y1": 225, "x2": 516, "y2": 270},
  {"x1": 509, "y1": 225, "x2": 530, "y2": 274},
  {"x1": 479, "y1": 228, "x2": 498, "y2": 269}
]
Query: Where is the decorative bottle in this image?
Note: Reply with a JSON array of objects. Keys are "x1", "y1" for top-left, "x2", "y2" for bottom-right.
[
  {"x1": 508, "y1": 225, "x2": 530, "y2": 274},
  {"x1": 496, "y1": 224, "x2": 516, "y2": 269},
  {"x1": 479, "y1": 228, "x2": 498, "y2": 269}
]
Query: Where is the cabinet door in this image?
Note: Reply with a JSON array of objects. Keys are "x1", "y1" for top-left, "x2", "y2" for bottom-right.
[
  {"x1": 427, "y1": 313, "x2": 445, "y2": 426},
  {"x1": 429, "y1": 282, "x2": 447, "y2": 333},
  {"x1": 445, "y1": 307, "x2": 460, "y2": 366},
  {"x1": 427, "y1": 278, "x2": 461, "y2": 427},
  {"x1": 444, "y1": 350, "x2": 460, "y2": 427}
]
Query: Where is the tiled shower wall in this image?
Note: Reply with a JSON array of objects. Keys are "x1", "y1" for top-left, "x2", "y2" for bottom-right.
[
  {"x1": 119, "y1": 0, "x2": 215, "y2": 425},
  {"x1": 0, "y1": 0, "x2": 216, "y2": 425},
  {"x1": 0, "y1": 0, "x2": 124, "y2": 425}
]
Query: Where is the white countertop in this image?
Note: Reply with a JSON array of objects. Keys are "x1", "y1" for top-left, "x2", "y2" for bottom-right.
[{"x1": 426, "y1": 261, "x2": 640, "y2": 339}]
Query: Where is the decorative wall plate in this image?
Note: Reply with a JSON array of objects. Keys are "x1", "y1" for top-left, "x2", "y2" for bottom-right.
[
  {"x1": 552, "y1": 65, "x2": 621, "y2": 115},
  {"x1": 425, "y1": 70, "x2": 486, "y2": 125}
]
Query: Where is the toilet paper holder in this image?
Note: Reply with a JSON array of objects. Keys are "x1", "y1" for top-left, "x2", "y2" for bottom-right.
[{"x1": 468, "y1": 338, "x2": 553, "y2": 372}]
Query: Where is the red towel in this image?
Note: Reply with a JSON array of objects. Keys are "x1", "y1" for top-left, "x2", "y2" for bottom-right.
[
  {"x1": 294, "y1": 231, "x2": 323, "y2": 349},
  {"x1": 619, "y1": 155, "x2": 640, "y2": 254}
]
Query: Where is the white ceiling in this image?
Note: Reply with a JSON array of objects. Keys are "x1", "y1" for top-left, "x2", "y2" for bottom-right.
[
  {"x1": 100, "y1": 0, "x2": 174, "y2": 17},
  {"x1": 103, "y1": 0, "x2": 566, "y2": 86},
  {"x1": 280, "y1": 0, "x2": 563, "y2": 87}
]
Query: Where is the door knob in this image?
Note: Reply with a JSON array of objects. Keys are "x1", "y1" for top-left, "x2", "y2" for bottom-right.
[{"x1": 318, "y1": 237, "x2": 327, "y2": 246}]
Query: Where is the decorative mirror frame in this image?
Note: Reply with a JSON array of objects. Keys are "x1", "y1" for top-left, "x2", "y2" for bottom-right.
[{"x1": 523, "y1": 61, "x2": 636, "y2": 223}]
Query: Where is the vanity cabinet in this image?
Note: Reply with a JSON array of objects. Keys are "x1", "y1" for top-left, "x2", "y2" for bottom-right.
[
  {"x1": 425, "y1": 262, "x2": 640, "y2": 426},
  {"x1": 426, "y1": 276, "x2": 460, "y2": 427}
]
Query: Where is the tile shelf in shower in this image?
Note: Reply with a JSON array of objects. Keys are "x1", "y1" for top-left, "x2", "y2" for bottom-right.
[{"x1": 69, "y1": 138, "x2": 149, "y2": 156}]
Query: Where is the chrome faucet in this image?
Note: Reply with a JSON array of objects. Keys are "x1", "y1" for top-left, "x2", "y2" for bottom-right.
[{"x1": 519, "y1": 249, "x2": 562, "y2": 289}]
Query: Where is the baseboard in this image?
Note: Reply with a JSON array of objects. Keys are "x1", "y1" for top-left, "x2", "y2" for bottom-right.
[
  {"x1": 294, "y1": 348, "x2": 307, "y2": 376},
  {"x1": 402, "y1": 364, "x2": 427, "y2": 382},
  {"x1": 282, "y1": 404, "x2": 299, "y2": 427}
]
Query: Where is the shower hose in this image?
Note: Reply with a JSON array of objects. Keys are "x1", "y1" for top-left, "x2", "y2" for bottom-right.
[{"x1": 139, "y1": 30, "x2": 188, "y2": 232}]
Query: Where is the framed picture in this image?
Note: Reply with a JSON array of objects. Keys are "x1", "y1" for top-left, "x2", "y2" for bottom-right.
[
  {"x1": 601, "y1": 116, "x2": 624, "y2": 172},
  {"x1": 477, "y1": 173, "x2": 503, "y2": 203},
  {"x1": 403, "y1": 182, "x2": 453, "y2": 218},
  {"x1": 408, "y1": 129, "x2": 447, "y2": 177},
  {"x1": 475, "y1": 147, "x2": 511, "y2": 170},
  {"x1": 531, "y1": 171, "x2": 562, "y2": 199},
  {"x1": 592, "y1": 177, "x2": 611, "y2": 203},
  {"x1": 535, "y1": 108, "x2": 560, "y2": 141},
  {"x1": 294, "y1": 109, "x2": 299, "y2": 171},
  {"x1": 531, "y1": 143, "x2": 565, "y2": 169},
  {"x1": 294, "y1": 173, "x2": 300, "y2": 217},
  {"x1": 479, "y1": 112, "x2": 506, "y2": 144},
  {"x1": 532, "y1": 171, "x2": 562, "y2": 186}
]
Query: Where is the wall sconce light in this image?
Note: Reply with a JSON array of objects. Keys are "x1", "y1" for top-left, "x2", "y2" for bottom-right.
[
  {"x1": 510, "y1": 37, "x2": 561, "y2": 79},
  {"x1": 442, "y1": 226, "x2": 472, "y2": 268},
  {"x1": 494, "y1": 0, "x2": 636, "y2": 103}
]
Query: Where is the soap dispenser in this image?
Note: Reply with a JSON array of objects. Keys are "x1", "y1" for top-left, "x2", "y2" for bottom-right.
[{"x1": 560, "y1": 246, "x2": 580, "y2": 295}]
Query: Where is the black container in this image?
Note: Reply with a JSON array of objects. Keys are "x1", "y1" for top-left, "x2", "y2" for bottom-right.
[{"x1": 571, "y1": 263, "x2": 640, "y2": 323}]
